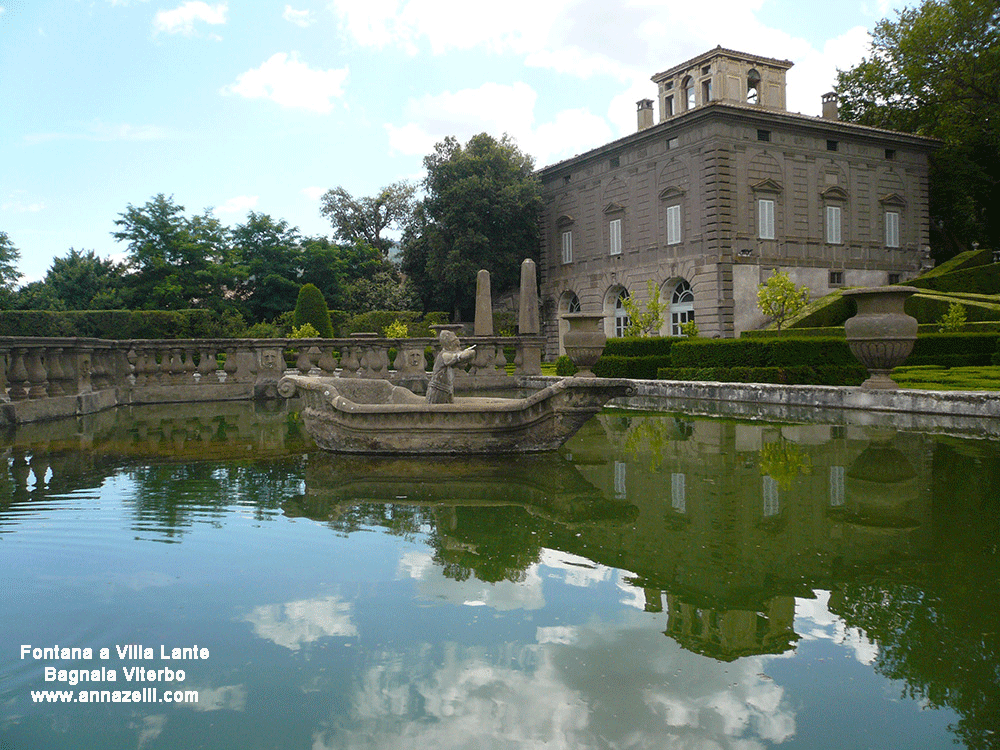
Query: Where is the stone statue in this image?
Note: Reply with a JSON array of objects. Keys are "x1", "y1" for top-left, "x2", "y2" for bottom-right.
[{"x1": 426, "y1": 330, "x2": 476, "y2": 404}]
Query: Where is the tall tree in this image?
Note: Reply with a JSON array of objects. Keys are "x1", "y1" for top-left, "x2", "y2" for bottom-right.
[
  {"x1": 836, "y1": 0, "x2": 1000, "y2": 259},
  {"x1": 112, "y1": 194, "x2": 231, "y2": 309},
  {"x1": 319, "y1": 181, "x2": 415, "y2": 256},
  {"x1": 299, "y1": 236, "x2": 347, "y2": 311},
  {"x1": 230, "y1": 212, "x2": 303, "y2": 323},
  {"x1": 44, "y1": 249, "x2": 126, "y2": 309},
  {"x1": 0, "y1": 231, "x2": 22, "y2": 306},
  {"x1": 401, "y1": 133, "x2": 542, "y2": 320}
]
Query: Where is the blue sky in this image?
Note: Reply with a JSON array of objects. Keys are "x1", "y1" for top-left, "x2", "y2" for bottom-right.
[{"x1": 1, "y1": 0, "x2": 907, "y2": 285}]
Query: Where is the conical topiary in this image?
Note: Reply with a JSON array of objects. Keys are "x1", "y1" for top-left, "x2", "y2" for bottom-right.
[{"x1": 293, "y1": 283, "x2": 333, "y2": 338}]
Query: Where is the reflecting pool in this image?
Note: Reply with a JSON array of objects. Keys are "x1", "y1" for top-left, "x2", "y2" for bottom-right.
[{"x1": 1, "y1": 402, "x2": 998, "y2": 749}]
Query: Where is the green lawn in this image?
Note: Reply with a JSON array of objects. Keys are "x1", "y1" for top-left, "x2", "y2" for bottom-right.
[{"x1": 889, "y1": 366, "x2": 1000, "y2": 391}]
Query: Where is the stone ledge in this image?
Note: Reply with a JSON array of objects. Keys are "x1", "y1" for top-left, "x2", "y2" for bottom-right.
[{"x1": 518, "y1": 375, "x2": 1000, "y2": 437}]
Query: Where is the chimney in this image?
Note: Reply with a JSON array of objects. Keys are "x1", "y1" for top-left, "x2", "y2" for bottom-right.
[
  {"x1": 637, "y1": 99, "x2": 654, "y2": 131},
  {"x1": 822, "y1": 92, "x2": 839, "y2": 120}
]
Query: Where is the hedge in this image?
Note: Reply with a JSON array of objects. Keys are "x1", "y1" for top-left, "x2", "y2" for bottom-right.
[
  {"x1": 602, "y1": 336, "x2": 677, "y2": 358},
  {"x1": 657, "y1": 365, "x2": 867, "y2": 386},
  {"x1": 593, "y1": 355, "x2": 674, "y2": 379},
  {"x1": 747, "y1": 321, "x2": 1000, "y2": 337},
  {"x1": 0, "y1": 309, "x2": 227, "y2": 339},
  {"x1": 593, "y1": 332, "x2": 999, "y2": 381},
  {"x1": 555, "y1": 355, "x2": 578, "y2": 376},
  {"x1": 914, "y1": 247, "x2": 992, "y2": 280},
  {"x1": 907, "y1": 333, "x2": 1000, "y2": 367},
  {"x1": 667, "y1": 337, "x2": 856, "y2": 369},
  {"x1": 340, "y1": 310, "x2": 450, "y2": 338}
]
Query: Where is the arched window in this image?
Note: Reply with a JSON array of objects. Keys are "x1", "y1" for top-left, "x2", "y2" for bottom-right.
[
  {"x1": 747, "y1": 68, "x2": 761, "y2": 105},
  {"x1": 682, "y1": 76, "x2": 695, "y2": 110},
  {"x1": 615, "y1": 289, "x2": 631, "y2": 337},
  {"x1": 670, "y1": 279, "x2": 694, "y2": 336},
  {"x1": 568, "y1": 294, "x2": 581, "y2": 313}
]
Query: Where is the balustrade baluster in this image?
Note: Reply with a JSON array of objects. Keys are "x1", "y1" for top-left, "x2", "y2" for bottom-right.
[
  {"x1": 7, "y1": 348, "x2": 29, "y2": 401},
  {"x1": 317, "y1": 346, "x2": 338, "y2": 375},
  {"x1": 74, "y1": 350, "x2": 94, "y2": 394},
  {"x1": 363, "y1": 345, "x2": 389, "y2": 379},
  {"x1": 46, "y1": 347, "x2": 66, "y2": 396},
  {"x1": 133, "y1": 348, "x2": 150, "y2": 387},
  {"x1": 182, "y1": 347, "x2": 198, "y2": 384},
  {"x1": 168, "y1": 348, "x2": 186, "y2": 384},
  {"x1": 340, "y1": 345, "x2": 360, "y2": 378},
  {"x1": 495, "y1": 344, "x2": 508, "y2": 373},
  {"x1": 25, "y1": 348, "x2": 49, "y2": 399},
  {"x1": 58, "y1": 349, "x2": 78, "y2": 395},
  {"x1": 296, "y1": 345, "x2": 315, "y2": 375},
  {"x1": 90, "y1": 350, "x2": 108, "y2": 390},
  {"x1": 223, "y1": 347, "x2": 238, "y2": 383},
  {"x1": 197, "y1": 346, "x2": 219, "y2": 383},
  {"x1": 0, "y1": 347, "x2": 10, "y2": 403}
]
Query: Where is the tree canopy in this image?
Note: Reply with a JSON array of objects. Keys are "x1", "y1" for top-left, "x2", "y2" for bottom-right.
[
  {"x1": 836, "y1": 0, "x2": 1000, "y2": 258},
  {"x1": 0, "y1": 231, "x2": 22, "y2": 306},
  {"x1": 43, "y1": 249, "x2": 126, "y2": 310},
  {"x1": 319, "y1": 181, "x2": 415, "y2": 257},
  {"x1": 112, "y1": 194, "x2": 231, "y2": 310},
  {"x1": 401, "y1": 133, "x2": 542, "y2": 320},
  {"x1": 229, "y1": 212, "x2": 304, "y2": 324}
]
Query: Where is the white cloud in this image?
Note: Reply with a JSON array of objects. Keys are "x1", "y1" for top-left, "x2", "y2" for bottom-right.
[
  {"x1": 188, "y1": 683, "x2": 247, "y2": 711},
  {"x1": 243, "y1": 595, "x2": 358, "y2": 650},
  {"x1": 134, "y1": 714, "x2": 166, "y2": 750},
  {"x1": 301, "y1": 186, "x2": 327, "y2": 201},
  {"x1": 213, "y1": 195, "x2": 258, "y2": 215},
  {"x1": 536, "y1": 625, "x2": 578, "y2": 645},
  {"x1": 311, "y1": 622, "x2": 796, "y2": 749},
  {"x1": 539, "y1": 549, "x2": 613, "y2": 588},
  {"x1": 326, "y1": 0, "x2": 772, "y2": 82},
  {"x1": 1, "y1": 199, "x2": 45, "y2": 214},
  {"x1": 23, "y1": 121, "x2": 170, "y2": 145},
  {"x1": 386, "y1": 81, "x2": 614, "y2": 166},
  {"x1": 154, "y1": 1, "x2": 228, "y2": 36},
  {"x1": 282, "y1": 5, "x2": 313, "y2": 27},
  {"x1": 329, "y1": 0, "x2": 567, "y2": 57},
  {"x1": 795, "y1": 590, "x2": 879, "y2": 665},
  {"x1": 786, "y1": 26, "x2": 873, "y2": 115},
  {"x1": 222, "y1": 52, "x2": 348, "y2": 113}
]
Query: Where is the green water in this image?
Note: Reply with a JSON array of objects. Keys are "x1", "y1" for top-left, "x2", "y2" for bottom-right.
[{"x1": 1, "y1": 402, "x2": 997, "y2": 749}]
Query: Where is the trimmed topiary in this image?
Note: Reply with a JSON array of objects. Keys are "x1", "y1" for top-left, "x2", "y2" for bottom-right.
[{"x1": 293, "y1": 284, "x2": 333, "y2": 338}]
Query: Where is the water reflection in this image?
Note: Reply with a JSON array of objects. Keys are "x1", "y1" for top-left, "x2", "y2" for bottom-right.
[{"x1": 0, "y1": 403, "x2": 997, "y2": 749}]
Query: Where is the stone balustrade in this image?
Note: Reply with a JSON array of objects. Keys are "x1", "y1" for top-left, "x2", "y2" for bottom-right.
[{"x1": 0, "y1": 335, "x2": 544, "y2": 425}]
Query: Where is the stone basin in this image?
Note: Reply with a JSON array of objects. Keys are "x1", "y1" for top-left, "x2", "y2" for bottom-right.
[{"x1": 278, "y1": 375, "x2": 635, "y2": 454}]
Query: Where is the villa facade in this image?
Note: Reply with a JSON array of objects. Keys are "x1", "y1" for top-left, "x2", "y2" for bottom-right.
[{"x1": 536, "y1": 47, "x2": 939, "y2": 357}]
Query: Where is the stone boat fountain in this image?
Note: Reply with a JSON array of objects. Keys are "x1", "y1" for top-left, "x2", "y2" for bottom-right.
[
  {"x1": 278, "y1": 371, "x2": 633, "y2": 454},
  {"x1": 278, "y1": 262, "x2": 632, "y2": 454}
]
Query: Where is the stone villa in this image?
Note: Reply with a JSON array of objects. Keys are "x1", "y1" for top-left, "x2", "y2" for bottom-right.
[{"x1": 536, "y1": 47, "x2": 939, "y2": 357}]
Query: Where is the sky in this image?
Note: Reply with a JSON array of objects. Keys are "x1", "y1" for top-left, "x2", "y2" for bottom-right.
[{"x1": 1, "y1": 0, "x2": 910, "y2": 285}]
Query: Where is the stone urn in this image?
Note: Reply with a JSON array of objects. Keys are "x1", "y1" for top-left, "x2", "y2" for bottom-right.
[
  {"x1": 562, "y1": 313, "x2": 607, "y2": 376},
  {"x1": 842, "y1": 429, "x2": 921, "y2": 529},
  {"x1": 843, "y1": 286, "x2": 919, "y2": 390}
]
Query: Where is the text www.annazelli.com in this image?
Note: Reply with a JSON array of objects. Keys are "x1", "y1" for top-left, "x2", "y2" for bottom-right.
[{"x1": 31, "y1": 688, "x2": 198, "y2": 704}]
